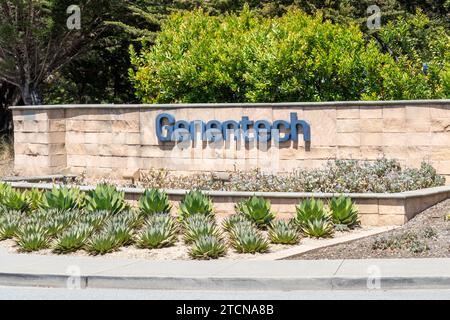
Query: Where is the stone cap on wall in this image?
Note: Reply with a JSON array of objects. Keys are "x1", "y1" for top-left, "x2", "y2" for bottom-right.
[{"x1": 9, "y1": 99, "x2": 450, "y2": 110}]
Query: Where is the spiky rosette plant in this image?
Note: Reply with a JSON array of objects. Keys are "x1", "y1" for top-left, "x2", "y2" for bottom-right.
[
  {"x1": 301, "y1": 219, "x2": 334, "y2": 238},
  {"x1": 189, "y1": 235, "x2": 227, "y2": 260},
  {"x1": 43, "y1": 186, "x2": 83, "y2": 211},
  {"x1": 0, "y1": 211, "x2": 23, "y2": 240},
  {"x1": 53, "y1": 223, "x2": 94, "y2": 253},
  {"x1": 109, "y1": 210, "x2": 142, "y2": 229},
  {"x1": 137, "y1": 215, "x2": 178, "y2": 249},
  {"x1": 183, "y1": 215, "x2": 220, "y2": 244},
  {"x1": 1, "y1": 188, "x2": 30, "y2": 212},
  {"x1": 85, "y1": 184, "x2": 128, "y2": 214},
  {"x1": 15, "y1": 224, "x2": 49, "y2": 252},
  {"x1": 25, "y1": 188, "x2": 45, "y2": 211},
  {"x1": 85, "y1": 232, "x2": 120, "y2": 255},
  {"x1": 221, "y1": 214, "x2": 253, "y2": 232},
  {"x1": 329, "y1": 196, "x2": 360, "y2": 228},
  {"x1": 294, "y1": 198, "x2": 330, "y2": 227},
  {"x1": 268, "y1": 220, "x2": 300, "y2": 245},
  {"x1": 138, "y1": 189, "x2": 172, "y2": 216},
  {"x1": 80, "y1": 210, "x2": 110, "y2": 230},
  {"x1": 235, "y1": 196, "x2": 275, "y2": 228},
  {"x1": 229, "y1": 223, "x2": 269, "y2": 254},
  {"x1": 178, "y1": 190, "x2": 214, "y2": 221},
  {"x1": 102, "y1": 220, "x2": 134, "y2": 246}
]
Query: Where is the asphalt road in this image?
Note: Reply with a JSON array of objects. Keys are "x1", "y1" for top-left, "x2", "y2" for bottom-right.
[{"x1": 0, "y1": 286, "x2": 450, "y2": 300}]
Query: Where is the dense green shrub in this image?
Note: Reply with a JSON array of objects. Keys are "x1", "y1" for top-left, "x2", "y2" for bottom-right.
[
  {"x1": 0, "y1": 188, "x2": 29, "y2": 212},
  {"x1": 130, "y1": 8, "x2": 449, "y2": 103}
]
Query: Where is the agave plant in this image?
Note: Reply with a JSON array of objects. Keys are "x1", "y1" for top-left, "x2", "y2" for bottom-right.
[
  {"x1": 183, "y1": 215, "x2": 220, "y2": 244},
  {"x1": 294, "y1": 198, "x2": 329, "y2": 227},
  {"x1": 0, "y1": 211, "x2": 23, "y2": 240},
  {"x1": 43, "y1": 186, "x2": 83, "y2": 211},
  {"x1": 0, "y1": 188, "x2": 30, "y2": 212},
  {"x1": 25, "y1": 188, "x2": 45, "y2": 211},
  {"x1": 53, "y1": 223, "x2": 94, "y2": 253},
  {"x1": 268, "y1": 220, "x2": 299, "y2": 245},
  {"x1": 138, "y1": 189, "x2": 172, "y2": 216},
  {"x1": 109, "y1": 210, "x2": 142, "y2": 229},
  {"x1": 80, "y1": 210, "x2": 110, "y2": 230},
  {"x1": 229, "y1": 223, "x2": 269, "y2": 254},
  {"x1": 329, "y1": 196, "x2": 360, "y2": 228},
  {"x1": 85, "y1": 184, "x2": 128, "y2": 214},
  {"x1": 445, "y1": 213, "x2": 450, "y2": 221},
  {"x1": 137, "y1": 215, "x2": 178, "y2": 249},
  {"x1": 301, "y1": 219, "x2": 334, "y2": 238},
  {"x1": 85, "y1": 232, "x2": 120, "y2": 255},
  {"x1": 189, "y1": 235, "x2": 227, "y2": 260},
  {"x1": 235, "y1": 196, "x2": 275, "y2": 228},
  {"x1": 42, "y1": 209, "x2": 80, "y2": 238},
  {"x1": 102, "y1": 220, "x2": 134, "y2": 246},
  {"x1": 178, "y1": 190, "x2": 214, "y2": 221},
  {"x1": 221, "y1": 214, "x2": 253, "y2": 232},
  {"x1": 15, "y1": 224, "x2": 49, "y2": 252}
]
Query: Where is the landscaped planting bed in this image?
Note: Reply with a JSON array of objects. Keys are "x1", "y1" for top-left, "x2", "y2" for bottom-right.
[{"x1": 0, "y1": 183, "x2": 364, "y2": 260}]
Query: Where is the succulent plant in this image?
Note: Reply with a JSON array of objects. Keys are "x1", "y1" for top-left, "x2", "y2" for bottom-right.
[
  {"x1": 0, "y1": 211, "x2": 23, "y2": 240},
  {"x1": 0, "y1": 188, "x2": 30, "y2": 212},
  {"x1": 25, "y1": 188, "x2": 45, "y2": 211},
  {"x1": 300, "y1": 219, "x2": 334, "y2": 238},
  {"x1": 85, "y1": 184, "x2": 128, "y2": 214},
  {"x1": 43, "y1": 186, "x2": 83, "y2": 211},
  {"x1": 189, "y1": 235, "x2": 227, "y2": 260},
  {"x1": 109, "y1": 210, "x2": 142, "y2": 229},
  {"x1": 294, "y1": 198, "x2": 329, "y2": 227},
  {"x1": 102, "y1": 220, "x2": 134, "y2": 246},
  {"x1": 137, "y1": 215, "x2": 178, "y2": 249},
  {"x1": 235, "y1": 196, "x2": 275, "y2": 228},
  {"x1": 85, "y1": 232, "x2": 120, "y2": 255},
  {"x1": 15, "y1": 224, "x2": 49, "y2": 252},
  {"x1": 53, "y1": 223, "x2": 94, "y2": 253},
  {"x1": 268, "y1": 220, "x2": 299, "y2": 245},
  {"x1": 221, "y1": 214, "x2": 253, "y2": 232},
  {"x1": 80, "y1": 210, "x2": 110, "y2": 230},
  {"x1": 178, "y1": 190, "x2": 214, "y2": 221},
  {"x1": 183, "y1": 215, "x2": 220, "y2": 244},
  {"x1": 138, "y1": 189, "x2": 172, "y2": 216},
  {"x1": 329, "y1": 196, "x2": 359, "y2": 228},
  {"x1": 445, "y1": 213, "x2": 450, "y2": 221},
  {"x1": 229, "y1": 223, "x2": 269, "y2": 253}
]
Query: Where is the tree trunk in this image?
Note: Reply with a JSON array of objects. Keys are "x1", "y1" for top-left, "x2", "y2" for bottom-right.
[{"x1": 21, "y1": 83, "x2": 43, "y2": 106}]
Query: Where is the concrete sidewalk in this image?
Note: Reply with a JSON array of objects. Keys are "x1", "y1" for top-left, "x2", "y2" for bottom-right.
[{"x1": 1, "y1": 247, "x2": 449, "y2": 290}]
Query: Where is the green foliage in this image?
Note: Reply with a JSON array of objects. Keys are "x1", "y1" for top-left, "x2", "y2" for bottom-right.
[
  {"x1": 0, "y1": 188, "x2": 29, "y2": 212},
  {"x1": 102, "y1": 220, "x2": 134, "y2": 246},
  {"x1": 229, "y1": 223, "x2": 269, "y2": 253},
  {"x1": 130, "y1": 8, "x2": 449, "y2": 103},
  {"x1": 138, "y1": 189, "x2": 172, "y2": 215},
  {"x1": 372, "y1": 232, "x2": 429, "y2": 254},
  {"x1": 235, "y1": 196, "x2": 275, "y2": 228},
  {"x1": 15, "y1": 224, "x2": 49, "y2": 252},
  {"x1": 268, "y1": 220, "x2": 299, "y2": 245},
  {"x1": 43, "y1": 187, "x2": 83, "y2": 211},
  {"x1": 221, "y1": 214, "x2": 252, "y2": 232},
  {"x1": 137, "y1": 214, "x2": 178, "y2": 249},
  {"x1": 446, "y1": 213, "x2": 450, "y2": 221},
  {"x1": 53, "y1": 223, "x2": 94, "y2": 254},
  {"x1": 294, "y1": 198, "x2": 329, "y2": 227},
  {"x1": 178, "y1": 190, "x2": 214, "y2": 220},
  {"x1": 86, "y1": 232, "x2": 121, "y2": 255},
  {"x1": 301, "y1": 219, "x2": 334, "y2": 238},
  {"x1": 25, "y1": 188, "x2": 45, "y2": 211},
  {"x1": 80, "y1": 210, "x2": 111, "y2": 230},
  {"x1": 329, "y1": 196, "x2": 360, "y2": 228},
  {"x1": 183, "y1": 215, "x2": 220, "y2": 244},
  {"x1": 189, "y1": 235, "x2": 227, "y2": 259},
  {"x1": 85, "y1": 184, "x2": 128, "y2": 214},
  {"x1": 0, "y1": 211, "x2": 23, "y2": 240}
]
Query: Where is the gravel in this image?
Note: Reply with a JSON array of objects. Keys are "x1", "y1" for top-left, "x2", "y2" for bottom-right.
[{"x1": 286, "y1": 199, "x2": 450, "y2": 260}]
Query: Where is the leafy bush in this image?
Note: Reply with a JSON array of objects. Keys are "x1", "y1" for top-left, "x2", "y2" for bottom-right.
[
  {"x1": 329, "y1": 196, "x2": 359, "y2": 228},
  {"x1": 85, "y1": 184, "x2": 128, "y2": 214},
  {"x1": 183, "y1": 215, "x2": 220, "y2": 244},
  {"x1": 229, "y1": 223, "x2": 269, "y2": 253},
  {"x1": 130, "y1": 8, "x2": 448, "y2": 103},
  {"x1": 189, "y1": 235, "x2": 227, "y2": 260},
  {"x1": 15, "y1": 224, "x2": 49, "y2": 252},
  {"x1": 294, "y1": 198, "x2": 329, "y2": 227},
  {"x1": 178, "y1": 190, "x2": 214, "y2": 221},
  {"x1": 268, "y1": 220, "x2": 299, "y2": 245},
  {"x1": 138, "y1": 189, "x2": 172, "y2": 216},
  {"x1": 235, "y1": 196, "x2": 275, "y2": 228},
  {"x1": 53, "y1": 223, "x2": 94, "y2": 253},
  {"x1": 137, "y1": 215, "x2": 178, "y2": 249},
  {"x1": 301, "y1": 219, "x2": 334, "y2": 238},
  {"x1": 43, "y1": 187, "x2": 83, "y2": 211}
]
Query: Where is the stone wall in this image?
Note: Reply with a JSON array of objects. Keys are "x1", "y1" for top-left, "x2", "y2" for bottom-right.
[{"x1": 12, "y1": 100, "x2": 450, "y2": 182}]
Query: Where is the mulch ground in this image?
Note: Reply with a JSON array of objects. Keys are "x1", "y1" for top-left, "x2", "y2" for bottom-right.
[{"x1": 286, "y1": 199, "x2": 450, "y2": 260}]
